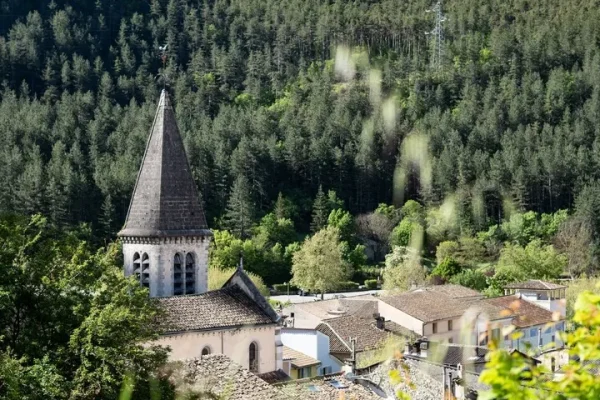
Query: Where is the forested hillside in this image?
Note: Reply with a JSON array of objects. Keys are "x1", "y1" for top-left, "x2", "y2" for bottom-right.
[{"x1": 2, "y1": 0, "x2": 600, "y2": 277}]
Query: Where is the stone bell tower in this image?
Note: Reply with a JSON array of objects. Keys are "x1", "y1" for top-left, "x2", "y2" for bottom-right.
[{"x1": 118, "y1": 90, "x2": 211, "y2": 297}]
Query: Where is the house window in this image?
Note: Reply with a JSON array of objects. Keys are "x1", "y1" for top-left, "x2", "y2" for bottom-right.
[
  {"x1": 492, "y1": 328, "x2": 501, "y2": 341},
  {"x1": 551, "y1": 357, "x2": 556, "y2": 372},
  {"x1": 448, "y1": 338, "x2": 453, "y2": 344},
  {"x1": 530, "y1": 328, "x2": 538, "y2": 337},
  {"x1": 320, "y1": 366, "x2": 332, "y2": 375},
  {"x1": 556, "y1": 321, "x2": 565, "y2": 331},
  {"x1": 134, "y1": 253, "x2": 150, "y2": 289},
  {"x1": 249, "y1": 342, "x2": 258, "y2": 372},
  {"x1": 448, "y1": 320, "x2": 453, "y2": 331},
  {"x1": 298, "y1": 367, "x2": 311, "y2": 379},
  {"x1": 432, "y1": 322, "x2": 437, "y2": 334},
  {"x1": 185, "y1": 253, "x2": 196, "y2": 294},
  {"x1": 201, "y1": 346, "x2": 211, "y2": 356},
  {"x1": 173, "y1": 253, "x2": 183, "y2": 295}
]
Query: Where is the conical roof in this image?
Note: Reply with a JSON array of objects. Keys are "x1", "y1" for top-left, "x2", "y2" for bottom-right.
[{"x1": 118, "y1": 90, "x2": 209, "y2": 237}]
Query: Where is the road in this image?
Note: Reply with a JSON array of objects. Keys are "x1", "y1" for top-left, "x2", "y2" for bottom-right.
[{"x1": 270, "y1": 290, "x2": 381, "y2": 304}]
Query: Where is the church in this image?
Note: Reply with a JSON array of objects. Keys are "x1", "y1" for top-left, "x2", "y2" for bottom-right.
[{"x1": 117, "y1": 89, "x2": 283, "y2": 376}]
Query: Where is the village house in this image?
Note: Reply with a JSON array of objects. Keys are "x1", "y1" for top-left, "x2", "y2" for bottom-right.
[
  {"x1": 315, "y1": 313, "x2": 416, "y2": 372},
  {"x1": 281, "y1": 327, "x2": 341, "y2": 375},
  {"x1": 118, "y1": 89, "x2": 283, "y2": 375},
  {"x1": 377, "y1": 282, "x2": 566, "y2": 352},
  {"x1": 173, "y1": 354, "x2": 385, "y2": 399},
  {"x1": 282, "y1": 346, "x2": 321, "y2": 379}
]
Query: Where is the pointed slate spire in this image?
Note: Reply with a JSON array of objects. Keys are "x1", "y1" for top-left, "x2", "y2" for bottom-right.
[{"x1": 118, "y1": 90, "x2": 209, "y2": 237}]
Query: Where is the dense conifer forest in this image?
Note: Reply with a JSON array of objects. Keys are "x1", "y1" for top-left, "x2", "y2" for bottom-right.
[
  {"x1": 4, "y1": 1, "x2": 600, "y2": 397},
  {"x1": 2, "y1": 0, "x2": 600, "y2": 280}
]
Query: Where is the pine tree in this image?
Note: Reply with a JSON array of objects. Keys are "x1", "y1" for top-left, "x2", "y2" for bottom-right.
[
  {"x1": 311, "y1": 185, "x2": 329, "y2": 233},
  {"x1": 99, "y1": 193, "x2": 116, "y2": 238},
  {"x1": 224, "y1": 175, "x2": 256, "y2": 239}
]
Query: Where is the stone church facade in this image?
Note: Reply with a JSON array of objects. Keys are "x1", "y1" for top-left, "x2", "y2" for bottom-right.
[{"x1": 118, "y1": 89, "x2": 283, "y2": 375}]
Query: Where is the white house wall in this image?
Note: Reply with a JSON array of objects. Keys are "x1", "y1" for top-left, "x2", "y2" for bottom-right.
[
  {"x1": 376, "y1": 300, "x2": 425, "y2": 335},
  {"x1": 281, "y1": 328, "x2": 342, "y2": 374}
]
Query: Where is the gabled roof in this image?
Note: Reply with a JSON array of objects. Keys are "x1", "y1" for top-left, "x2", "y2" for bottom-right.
[
  {"x1": 504, "y1": 280, "x2": 566, "y2": 290},
  {"x1": 379, "y1": 287, "x2": 477, "y2": 323},
  {"x1": 223, "y1": 267, "x2": 280, "y2": 323},
  {"x1": 482, "y1": 296, "x2": 563, "y2": 328},
  {"x1": 294, "y1": 297, "x2": 378, "y2": 321},
  {"x1": 158, "y1": 285, "x2": 276, "y2": 333},
  {"x1": 316, "y1": 315, "x2": 416, "y2": 354},
  {"x1": 178, "y1": 355, "x2": 287, "y2": 399},
  {"x1": 282, "y1": 346, "x2": 321, "y2": 368},
  {"x1": 119, "y1": 90, "x2": 209, "y2": 237}
]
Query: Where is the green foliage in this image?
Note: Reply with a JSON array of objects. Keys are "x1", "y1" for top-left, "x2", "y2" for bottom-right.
[
  {"x1": 400, "y1": 200, "x2": 424, "y2": 224},
  {"x1": 0, "y1": 214, "x2": 167, "y2": 399},
  {"x1": 364, "y1": 279, "x2": 379, "y2": 289},
  {"x1": 209, "y1": 230, "x2": 294, "y2": 285},
  {"x1": 497, "y1": 239, "x2": 567, "y2": 280},
  {"x1": 328, "y1": 208, "x2": 354, "y2": 243},
  {"x1": 382, "y1": 247, "x2": 427, "y2": 291},
  {"x1": 207, "y1": 266, "x2": 269, "y2": 296},
  {"x1": 337, "y1": 281, "x2": 361, "y2": 291},
  {"x1": 272, "y1": 283, "x2": 298, "y2": 293},
  {"x1": 479, "y1": 285, "x2": 600, "y2": 399},
  {"x1": 449, "y1": 269, "x2": 489, "y2": 291},
  {"x1": 391, "y1": 219, "x2": 423, "y2": 249},
  {"x1": 431, "y1": 257, "x2": 462, "y2": 280},
  {"x1": 435, "y1": 241, "x2": 460, "y2": 264},
  {"x1": 291, "y1": 226, "x2": 351, "y2": 297}
]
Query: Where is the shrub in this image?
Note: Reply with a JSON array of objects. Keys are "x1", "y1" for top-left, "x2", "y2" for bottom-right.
[
  {"x1": 364, "y1": 279, "x2": 379, "y2": 289},
  {"x1": 449, "y1": 269, "x2": 488, "y2": 291},
  {"x1": 338, "y1": 281, "x2": 360, "y2": 291},
  {"x1": 430, "y1": 257, "x2": 462, "y2": 280},
  {"x1": 272, "y1": 283, "x2": 298, "y2": 293}
]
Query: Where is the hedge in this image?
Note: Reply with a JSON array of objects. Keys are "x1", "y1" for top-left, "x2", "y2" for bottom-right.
[
  {"x1": 272, "y1": 283, "x2": 298, "y2": 293},
  {"x1": 337, "y1": 281, "x2": 360, "y2": 291},
  {"x1": 364, "y1": 279, "x2": 378, "y2": 289}
]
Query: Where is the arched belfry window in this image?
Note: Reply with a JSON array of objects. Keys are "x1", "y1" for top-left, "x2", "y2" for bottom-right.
[
  {"x1": 137, "y1": 253, "x2": 149, "y2": 289},
  {"x1": 202, "y1": 346, "x2": 211, "y2": 356},
  {"x1": 185, "y1": 253, "x2": 196, "y2": 294},
  {"x1": 249, "y1": 342, "x2": 258, "y2": 372},
  {"x1": 173, "y1": 253, "x2": 183, "y2": 295}
]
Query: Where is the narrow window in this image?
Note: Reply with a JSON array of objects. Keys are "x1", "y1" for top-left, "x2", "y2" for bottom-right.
[
  {"x1": 448, "y1": 338, "x2": 453, "y2": 344},
  {"x1": 249, "y1": 342, "x2": 258, "y2": 372},
  {"x1": 432, "y1": 322, "x2": 437, "y2": 334},
  {"x1": 133, "y1": 252, "x2": 141, "y2": 281},
  {"x1": 140, "y1": 253, "x2": 150, "y2": 288},
  {"x1": 174, "y1": 253, "x2": 183, "y2": 295},
  {"x1": 448, "y1": 320, "x2": 453, "y2": 331},
  {"x1": 551, "y1": 357, "x2": 556, "y2": 372},
  {"x1": 185, "y1": 253, "x2": 196, "y2": 294},
  {"x1": 201, "y1": 346, "x2": 211, "y2": 356}
]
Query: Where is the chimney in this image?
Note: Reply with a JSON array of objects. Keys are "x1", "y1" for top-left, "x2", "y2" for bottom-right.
[{"x1": 373, "y1": 313, "x2": 384, "y2": 330}]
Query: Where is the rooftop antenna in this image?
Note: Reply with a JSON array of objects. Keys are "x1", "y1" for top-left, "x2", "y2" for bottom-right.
[
  {"x1": 158, "y1": 44, "x2": 169, "y2": 88},
  {"x1": 426, "y1": 1, "x2": 446, "y2": 70}
]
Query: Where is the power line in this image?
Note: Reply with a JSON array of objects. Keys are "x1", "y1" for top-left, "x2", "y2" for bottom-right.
[{"x1": 426, "y1": 1, "x2": 446, "y2": 70}]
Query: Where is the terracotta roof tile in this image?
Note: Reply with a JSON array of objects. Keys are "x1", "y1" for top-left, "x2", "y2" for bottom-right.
[
  {"x1": 295, "y1": 297, "x2": 378, "y2": 321},
  {"x1": 316, "y1": 315, "x2": 417, "y2": 354},
  {"x1": 483, "y1": 296, "x2": 563, "y2": 327},
  {"x1": 279, "y1": 376, "x2": 382, "y2": 399},
  {"x1": 178, "y1": 355, "x2": 286, "y2": 399},
  {"x1": 157, "y1": 286, "x2": 276, "y2": 333},
  {"x1": 504, "y1": 280, "x2": 566, "y2": 290},
  {"x1": 282, "y1": 346, "x2": 321, "y2": 368},
  {"x1": 380, "y1": 288, "x2": 477, "y2": 322}
]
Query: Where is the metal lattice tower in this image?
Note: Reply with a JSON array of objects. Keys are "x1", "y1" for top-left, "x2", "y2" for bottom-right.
[{"x1": 426, "y1": 1, "x2": 446, "y2": 70}]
